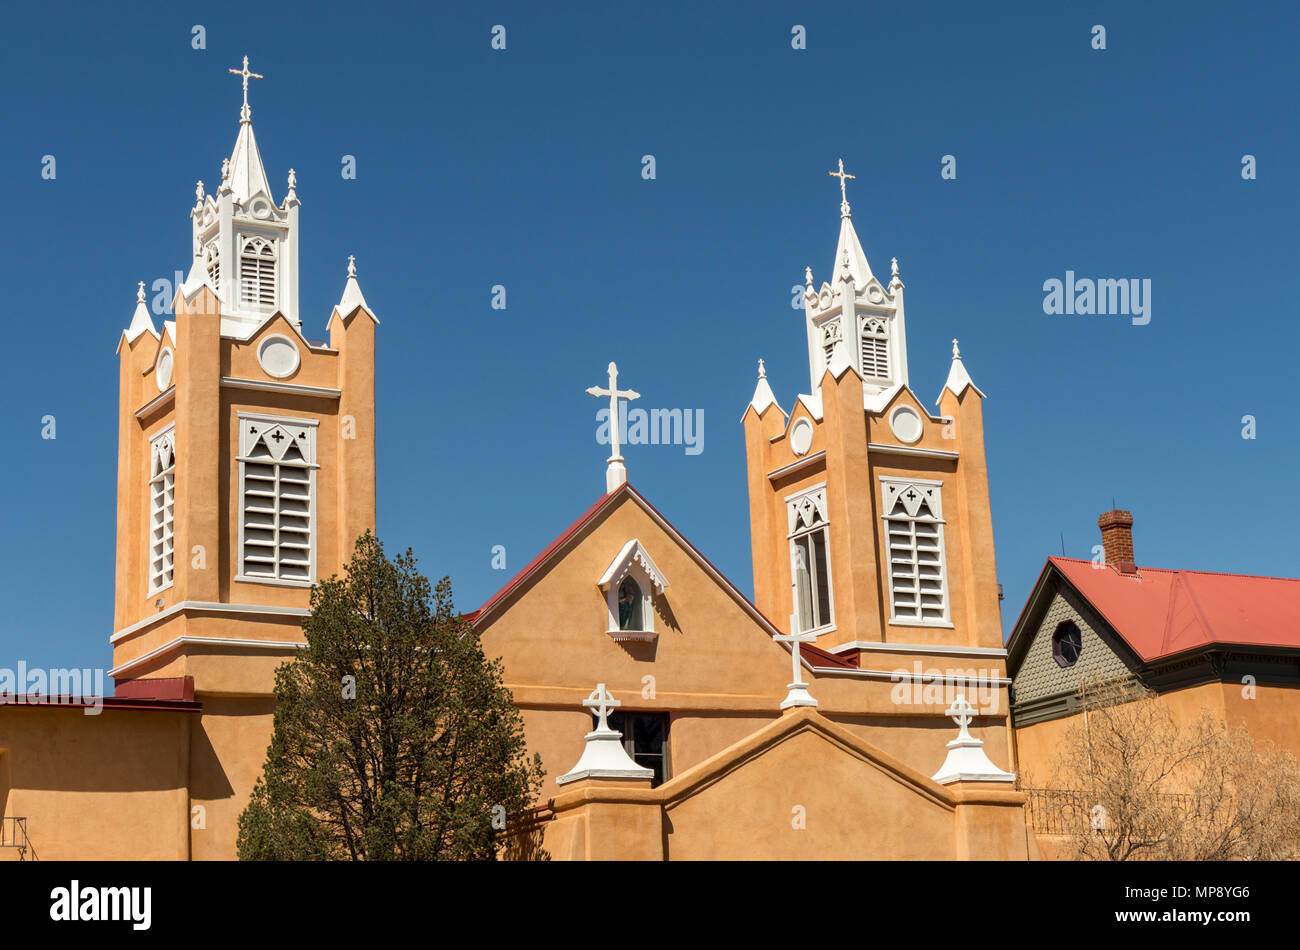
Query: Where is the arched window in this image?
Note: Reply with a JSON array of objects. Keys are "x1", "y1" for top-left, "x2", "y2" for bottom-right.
[
  {"x1": 203, "y1": 240, "x2": 221, "y2": 289},
  {"x1": 239, "y1": 236, "x2": 277, "y2": 310},
  {"x1": 787, "y1": 486, "x2": 832, "y2": 632},
  {"x1": 148, "y1": 429, "x2": 176, "y2": 594},
  {"x1": 860, "y1": 316, "x2": 890, "y2": 381},
  {"x1": 821, "y1": 320, "x2": 841, "y2": 366},
  {"x1": 618, "y1": 577, "x2": 643, "y2": 631}
]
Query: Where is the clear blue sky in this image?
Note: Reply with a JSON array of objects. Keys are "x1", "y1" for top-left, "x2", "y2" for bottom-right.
[{"x1": 2, "y1": 1, "x2": 1297, "y2": 675}]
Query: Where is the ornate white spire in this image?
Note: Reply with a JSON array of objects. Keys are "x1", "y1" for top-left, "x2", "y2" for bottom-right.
[
  {"x1": 223, "y1": 56, "x2": 272, "y2": 204},
  {"x1": 336, "y1": 255, "x2": 374, "y2": 318},
  {"x1": 747, "y1": 358, "x2": 780, "y2": 417},
  {"x1": 123, "y1": 281, "x2": 157, "y2": 342},
  {"x1": 938, "y1": 338, "x2": 985, "y2": 403}
]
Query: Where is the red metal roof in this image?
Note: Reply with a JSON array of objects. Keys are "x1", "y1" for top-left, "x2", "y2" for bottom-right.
[{"x1": 1047, "y1": 556, "x2": 1300, "y2": 662}]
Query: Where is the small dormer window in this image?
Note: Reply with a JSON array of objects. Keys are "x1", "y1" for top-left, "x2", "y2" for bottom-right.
[
  {"x1": 598, "y1": 540, "x2": 670, "y2": 642},
  {"x1": 239, "y1": 235, "x2": 277, "y2": 310},
  {"x1": 860, "y1": 316, "x2": 889, "y2": 381}
]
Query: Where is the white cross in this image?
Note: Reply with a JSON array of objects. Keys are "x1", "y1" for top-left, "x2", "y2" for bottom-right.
[
  {"x1": 828, "y1": 158, "x2": 855, "y2": 207},
  {"x1": 227, "y1": 55, "x2": 264, "y2": 120},
  {"x1": 586, "y1": 361, "x2": 640, "y2": 464},
  {"x1": 582, "y1": 683, "x2": 621, "y2": 732},
  {"x1": 773, "y1": 629, "x2": 818, "y2": 693},
  {"x1": 945, "y1": 693, "x2": 976, "y2": 740}
]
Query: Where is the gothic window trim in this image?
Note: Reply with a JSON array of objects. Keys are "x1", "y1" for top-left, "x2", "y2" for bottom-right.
[
  {"x1": 238, "y1": 234, "x2": 278, "y2": 312},
  {"x1": 203, "y1": 240, "x2": 222, "y2": 291},
  {"x1": 785, "y1": 483, "x2": 835, "y2": 635},
  {"x1": 598, "y1": 539, "x2": 670, "y2": 642},
  {"x1": 859, "y1": 314, "x2": 891, "y2": 382},
  {"x1": 880, "y1": 476, "x2": 953, "y2": 628},
  {"x1": 147, "y1": 424, "x2": 177, "y2": 596},
  {"x1": 235, "y1": 412, "x2": 318, "y2": 588}
]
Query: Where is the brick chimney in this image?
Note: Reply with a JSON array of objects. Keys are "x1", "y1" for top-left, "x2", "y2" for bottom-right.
[{"x1": 1098, "y1": 509, "x2": 1136, "y2": 572}]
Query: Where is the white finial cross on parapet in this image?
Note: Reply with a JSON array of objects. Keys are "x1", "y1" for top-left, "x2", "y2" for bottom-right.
[
  {"x1": 347, "y1": 254, "x2": 357, "y2": 278},
  {"x1": 586, "y1": 361, "x2": 640, "y2": 493},
  {"x1": 772, "y1": 628, "x2": 819, "y2": 710},
  {"x1": 557, "y1": 683, "x2": 653, "y2": 786},
  {"x1": 930, "y1": 691, "x2": 1015, "y2": 786},
  {"x1": 583, "y1": 682, "x2": 621, "y2": 733}
]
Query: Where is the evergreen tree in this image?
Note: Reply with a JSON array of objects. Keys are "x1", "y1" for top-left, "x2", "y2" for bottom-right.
[{"x1": 238, "y1": 532, "x2": 544, "y2": 860}]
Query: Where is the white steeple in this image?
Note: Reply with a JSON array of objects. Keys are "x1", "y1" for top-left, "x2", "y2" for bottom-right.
[
  {"x1": 801, "y1": 159, "x2": 909, "y2": 398},
  {"x1": 123, "y1": 281, "x2": 157, "y2": 343},
  {"x1": 746, "y1": 358, "x2": 782, "y2": 417},
  {"x1": 189, "y1": 56, "x2": 302, "y2": 338},
  {"x1": 336, "y1": 255, "x2": 375, "y2": 318},
  {"x1": 938, "y1": 339, "x2": 985, "y2": 404}
]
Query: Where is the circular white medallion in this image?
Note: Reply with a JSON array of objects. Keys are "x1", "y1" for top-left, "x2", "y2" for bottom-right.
[
  {"x1": 790, "y1": 418, "x2": 813, "y2": 456},
  {"x1": 889, "y1": 406, "x2": 923, "y2": 444},
  {"x1": 155, "y1": 347, "x2": 174, "y2": 391},
  {"x1": 257, "y1": 335, "x2": 301, "y2": 379}
]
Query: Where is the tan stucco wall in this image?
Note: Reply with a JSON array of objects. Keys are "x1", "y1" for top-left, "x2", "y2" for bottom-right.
[{"x1": 0, "y1": 704, "x2": 194, "y2": 860}]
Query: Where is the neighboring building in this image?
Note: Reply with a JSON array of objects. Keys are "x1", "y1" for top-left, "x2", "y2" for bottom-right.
[
  {"x1": 472, "y1": 165, "x2": 1030, "y2": 859},
  {"x1": 1007, "y1": 509, "x2": 1300, "y2": 791},
  {"x1": 0, "y1": 59, "x2": 378, "y2": 860}
]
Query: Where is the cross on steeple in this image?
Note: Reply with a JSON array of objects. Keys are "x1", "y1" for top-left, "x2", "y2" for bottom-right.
[
  {"x1": 828, "y1": 158, "x2": 855, "y2": 214},
  {"x1": 227, "y1": 55, "x2": 264, "y2": 123},
  {"x1": 582, "y1": 683, "x2": 621, "y2": 732},
  {"x1": 586, "y1": 361, "x2": 640, "y2": 493}
]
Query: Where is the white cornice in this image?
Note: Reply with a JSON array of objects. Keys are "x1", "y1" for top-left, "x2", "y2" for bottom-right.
[
  {"x1": 135, "y1": 386, "x2": 176, "y2": 420},
  {"x1": 220, "y1": 377, "x2": 341, "y2": 399},
  {"x1": 809, "y1": 665, "x2": 1012, "y2": 685},
  {"x1": 766, "y1": 451, "x2": 826, "y2": 482},
  {"x1": 867, "y1": 443, "x2": 959, "y2": 461},
  {"x1": 109, "y1": 635, "x2": 306, "y2": 678},
  {"x1": 828, "y1": 640, "x2": 1007, "y2": 659},
  {"x1": 111, "y1": 600, "x2": 312, "y2": 644}
]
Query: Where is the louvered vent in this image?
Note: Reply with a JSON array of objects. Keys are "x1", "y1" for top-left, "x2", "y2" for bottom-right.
[{"x1": 148, "y1": 431, "x2": 176, "y2": 593}]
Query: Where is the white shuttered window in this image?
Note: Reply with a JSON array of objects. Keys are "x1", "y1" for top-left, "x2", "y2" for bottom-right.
[
  {"x1": 148, "y1": 429, "x2": 176, "y2": 594},
  {"x1": 238, "y1": 416, "x2": 316, "y2": 583},
  {"x1": 881, "y1": 478, "x2": 949, "y2": 624}
]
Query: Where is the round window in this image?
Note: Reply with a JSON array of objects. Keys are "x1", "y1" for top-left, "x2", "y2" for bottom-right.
[
  {"x1": 790, "y1": 418, "x2": 813, "y2": 456},
  {"x1": 155, "y1": 347, "x2": 174, "y2": 391},
  {"x1": 257, "y1": 334, "x2": 301, "y2": 379},
  {"x1": 1051, "y1": 621, "x2": 1083, "y2": 668},
  {"x1": 889, "y1": 405, "x2": 923, "y2": 444}
]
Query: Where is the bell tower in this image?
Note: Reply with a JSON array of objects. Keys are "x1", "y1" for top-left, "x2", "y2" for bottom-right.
[
  {"x1": 741, "y1": 161, "x2": 1002, "y2": 657},
  {"x1": 109, "y1": 58, "x2": 379, "y2": 858}
]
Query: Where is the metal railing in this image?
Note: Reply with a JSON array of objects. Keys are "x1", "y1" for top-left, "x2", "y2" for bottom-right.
[
  {"x1": 0, "y1": 817, "x2": 37, "y2": 861},
  {"x1": 1023, "y1": 787, "x2": 1197, "y2": 837}
]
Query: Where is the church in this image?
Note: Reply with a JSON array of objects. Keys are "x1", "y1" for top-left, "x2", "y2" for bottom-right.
[{"x1": 0, "y1": 61, "x2": 1031, "y2": 861}]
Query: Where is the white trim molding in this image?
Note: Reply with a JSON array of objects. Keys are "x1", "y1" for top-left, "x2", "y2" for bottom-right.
[
  {"x1": 828, "y1": 640, "x2": 1008, "y2": 659},
  {"x1": 111, "y1": 600, "x2": 312, "y2": 644},
  {"x1": 221, "y1": 377, "x2": 341, "y2": 399},
  {"x1": 109, "y1": 635, "x2": 306, "y2": 678},
  {"x1": 867, "y1": 443, "x2": 958, "y2": 461}
]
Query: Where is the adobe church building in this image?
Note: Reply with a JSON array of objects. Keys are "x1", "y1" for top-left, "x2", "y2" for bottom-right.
[{"x1": 0, "y1": 63, "x2": 1032, "y2": 861}]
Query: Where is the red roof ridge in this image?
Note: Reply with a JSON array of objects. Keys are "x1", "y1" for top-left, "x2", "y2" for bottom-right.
[{"x1": 1047, "y1": 555, "x2": 1300, "y2": 584}]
